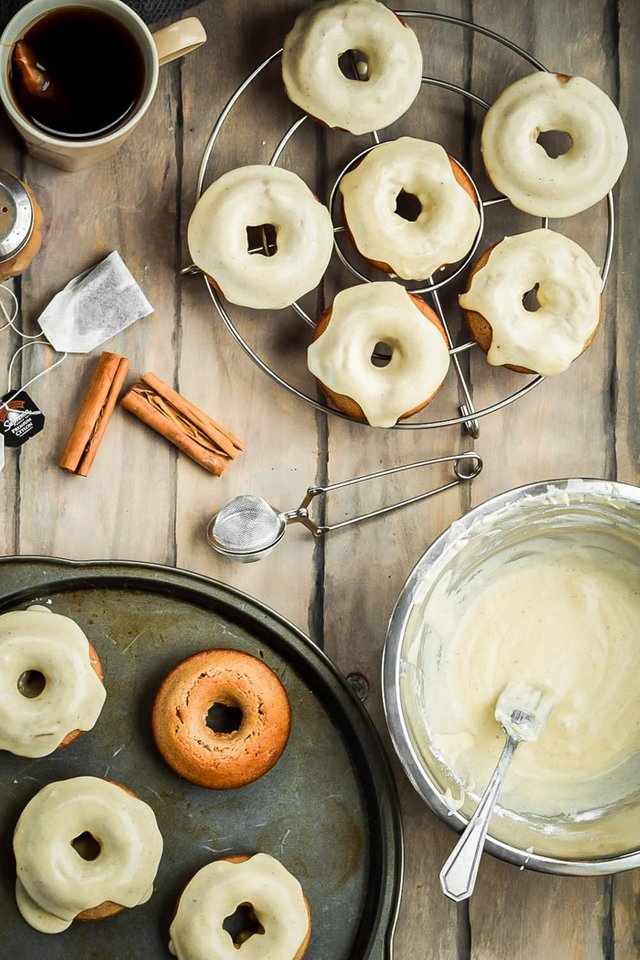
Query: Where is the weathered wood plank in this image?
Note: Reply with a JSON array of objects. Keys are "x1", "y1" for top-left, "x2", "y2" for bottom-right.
[
  {"x1": 175, "y1": 0, "x2": 323, "y2": 637},
  {"x1": 467, "y1": 2, "x2": 622, "y2": 958},
  {"x1": 12, "y1": 66, "x2": 180, "y2": 562},
  {"x1": 321, "y1": 3, "x2": 476, "y2": 957},
  {"x1": 611, "y1": 0, "x2": 640, "y2": 955},
  {"x1": 471, "y1": 863, "x2": 610, "y2": 960},
  {"x1": 0, "y1": 1, "x2": 637, "y2": 958},
  {"x1": 0, "y1": 116, "x2": 30, "y2": 555},
  {"x1": 614, "y1": 870, "x2": 640, "y2": 960},
  {"x1": 613, "y1": 0, "x2": 640, "y2": 482}
]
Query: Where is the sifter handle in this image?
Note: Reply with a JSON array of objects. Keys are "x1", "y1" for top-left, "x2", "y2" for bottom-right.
[{"x1": 295, "y1": 452, "x2": 483, "y2": 537}]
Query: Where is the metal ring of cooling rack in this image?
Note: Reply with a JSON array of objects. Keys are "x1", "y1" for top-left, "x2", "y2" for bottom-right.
[{"x1": 192, "y1": 11, "x2": 615, "y2": 432}]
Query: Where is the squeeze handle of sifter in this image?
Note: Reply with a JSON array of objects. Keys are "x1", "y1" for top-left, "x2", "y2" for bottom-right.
[{"x1": 299, "y1": 451, "x2": 483, "y2": 537}]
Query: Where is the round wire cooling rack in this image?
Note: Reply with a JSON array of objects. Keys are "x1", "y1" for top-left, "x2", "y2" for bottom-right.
[{"x1": 187, "y1": 10, "x2": 615, "y2": 436}]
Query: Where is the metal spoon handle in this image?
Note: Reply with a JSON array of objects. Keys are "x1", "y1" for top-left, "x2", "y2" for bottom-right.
[{"x1": 440, "y1": 735, "x2": 519, "y2": 902}]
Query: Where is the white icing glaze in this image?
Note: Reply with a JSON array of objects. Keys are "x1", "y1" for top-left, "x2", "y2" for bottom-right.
[
  {"x1": 168, "y1": 854, "x2": 309, "y2": 960},
  {"x1": 481, "y1": 72, "x2": 628, "y2": 217},
  {"x1": 187, "y1": 165, "x2": 334, "y2": 310},
  {"x1": 459, "y1": 229, "x2": 602, "y2": 375},
  {"x1": 0, "y1": 606, "x2": 106, "y2": 758},
  {"x1": 13, "y1": 776, "x2": 163, "y2": 933},
  {"x1": 281, "y1": 0, "x2": 423, "y2": 135},
  {"x1": 307, "y1": 282, "x2": 450, "y2": 427},
  {"x1": 404, "y1": 530, "x2": 640, "y2": 819},
  {"x1": 341, "y1": 138, "x2": 480, "y2": 279}
]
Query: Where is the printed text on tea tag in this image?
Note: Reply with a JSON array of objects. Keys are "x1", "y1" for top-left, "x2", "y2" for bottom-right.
[{"x1": 0, "y1": 390, "x2": 45, "y2": 447}]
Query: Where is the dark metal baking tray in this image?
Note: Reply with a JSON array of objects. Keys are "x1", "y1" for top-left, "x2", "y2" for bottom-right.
[{"x1": 0, "y1": 556, "x2": 402, "y2": 960}]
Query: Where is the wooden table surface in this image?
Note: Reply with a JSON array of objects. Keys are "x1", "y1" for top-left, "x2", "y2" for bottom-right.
[{"x1": 1, "y1": 1, "x2": 638, "y2": 958}]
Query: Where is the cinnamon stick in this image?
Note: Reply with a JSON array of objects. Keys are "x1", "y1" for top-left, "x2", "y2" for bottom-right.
[
  {"x1": 120, "y1": 373, "x2": 244, "y2": 476},
  {"x1": 59, "y1": 352, "x2": 130, "y2": 477}
]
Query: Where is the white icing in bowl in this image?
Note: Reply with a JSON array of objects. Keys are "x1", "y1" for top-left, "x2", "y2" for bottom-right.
[{"x1": 383, "y1": 479, "x2": 640, "y2": 872}]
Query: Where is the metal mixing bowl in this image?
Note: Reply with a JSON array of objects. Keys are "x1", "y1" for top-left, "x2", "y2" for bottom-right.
[{"x1": 382, "y1": 478, "x2": 640, "y2": 875}]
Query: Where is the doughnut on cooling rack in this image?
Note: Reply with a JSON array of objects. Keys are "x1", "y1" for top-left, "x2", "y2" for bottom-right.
[{"x1": 183, "y1": 10, "x2": 615, "y2": 436}]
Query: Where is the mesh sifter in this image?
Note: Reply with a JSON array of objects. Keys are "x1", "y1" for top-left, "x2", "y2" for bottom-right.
[
  {"x1": 209, "y1": 495, "x2": 288, "y2": 560},
  {"x1": 207, "y1": 453, "x2": 483, "y2": 563}
]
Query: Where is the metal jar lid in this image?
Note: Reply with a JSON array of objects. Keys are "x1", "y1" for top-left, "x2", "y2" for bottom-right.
[{"x1": 0, "y1": 170, "x2": 34, "y2": 264}]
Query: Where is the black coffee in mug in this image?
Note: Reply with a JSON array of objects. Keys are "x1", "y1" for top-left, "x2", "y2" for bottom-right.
[{"x1": 9, "y1": 6, "x2": 146, "y2": 141}]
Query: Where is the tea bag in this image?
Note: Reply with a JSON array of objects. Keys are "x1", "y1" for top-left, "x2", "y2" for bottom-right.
[
  {"x1": 37, "y1": 251, "x2": 153, "y2": 353},
  {"x1": 13, "y1": 41, "x2": 55, "y2": 98},
  {"x1": 0, "y1": 340, "x2": 64, "y2": 471}
]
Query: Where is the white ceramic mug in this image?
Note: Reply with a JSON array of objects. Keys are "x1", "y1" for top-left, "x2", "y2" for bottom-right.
[{"x1": 0, "y1": 0, "x2": 206, "y2": 171}]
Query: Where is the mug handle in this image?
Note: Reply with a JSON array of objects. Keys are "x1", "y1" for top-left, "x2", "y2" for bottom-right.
[{"x1": 152, "y1": 17, "x2": 207, "y2": 66}]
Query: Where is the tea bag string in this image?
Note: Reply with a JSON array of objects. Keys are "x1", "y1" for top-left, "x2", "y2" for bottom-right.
[
  {"x1": 1, "y1": 340, "x2": 67, "y2": 413},
  {"x1": 0, "y1": 282, "x2": 41, "y2": 340}
]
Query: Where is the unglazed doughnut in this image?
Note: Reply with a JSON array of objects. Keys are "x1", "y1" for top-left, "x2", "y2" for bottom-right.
[
  {"x1": 308, "y1": 282, "x2": 450, "y2": 427},
  {"x1": 340, "y1": 138, "x2": 480, "y2": 280},
  {"x1": 152, "y1": 649, "x2": 291, "y2": 789},
  {"x1": 459, "y1": 229, "x2": 602, "y2": 376},
  {"x1": 0, "y1": 605, "x2": 105, "y2": 758},
  {"x1": 481, "y1": 72, "x2": 628, "y2": 217},
  {"x1": 187, "y1": 165, "x2": 334, "y2": 310},
  {"x1": 169, "y1": 854, "x2": 311, "y2": 960},
  {"x1": 282, "y1": 0, "x2": 423, "y2": 135},
  {"x1": 13, "y1": 776, "x2": 163, "y2": 933}
]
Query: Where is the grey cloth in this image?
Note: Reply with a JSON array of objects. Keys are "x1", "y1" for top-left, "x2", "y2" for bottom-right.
[{"x1": 0, "y1": 0, "x2": 198, "y2": 30}]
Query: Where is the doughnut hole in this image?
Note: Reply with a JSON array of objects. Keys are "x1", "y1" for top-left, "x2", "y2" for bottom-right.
[
  {"x1": 394, "y1": 189, "x2": 422, "y2": 222},
  {"x1": 223, "y1": 902, "x2": 265, "y2": 946},
  {"x1": 536, "y1": 130, "x2": 573, "y2": 158},
  {"x1": 371, "y1": 341, "x2": 393, "y2": 368},
  {"x1": 71, "y1": 831, "x2": 102, "y2": 861},
  {"x1": 338, "y1": 49, "x2": 369, "y2": 81},
  {"x1": 246, "y1": 224, "x2": 277, "y2": 257},
  {"x1": 206, "y1": 700, "x2": 243, "y2": 734},
  {"x1": 522, "y1": 283, "x2": 541, "y2": 312},
  {"x1": 17, "y1": 669, "x2": 46, "y2": 698}
]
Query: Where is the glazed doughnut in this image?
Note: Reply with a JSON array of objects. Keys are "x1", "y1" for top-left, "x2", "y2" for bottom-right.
[
  {"x1": 169, "y1": 854, "x2": 311, "y2": 960},
  {"x1": 340, "y1": 137, "x2": 480, "y2": 280},
  {"x1": 282, "y1": 0, "x2": 423, "y2": 135},
  {"x1": 187, "y1": 165, "x2": 334, "y2": 310},
  {"x1": 459, "y1": 229, "x2": 602, "y2": 376},
  {"x1": 152, "y1": 649, "x2": 291, "y2": 789},
  {"x1": 13, "y1": 776, "x2": 163, "y2": 933},
  {"x1": 307, "y1": 281, "x2": 450, "y2": 427},
  {"x1": 0, "y1": 605, "x2": 105, "y2": 758},
  {"x1": 481, "y1": 72, "x2": 628, "y2": 217}
]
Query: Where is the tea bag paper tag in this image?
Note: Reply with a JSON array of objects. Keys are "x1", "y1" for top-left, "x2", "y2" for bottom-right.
[
  {"x1": 0, "y1": 434, "x2": 4, "y2": 473},
  {"x1": 0, "y1": 390, "x2": 45, "y2": 447},
  {"x1": 37, "y1": 251, "x2": 153, "y2": 353}
]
